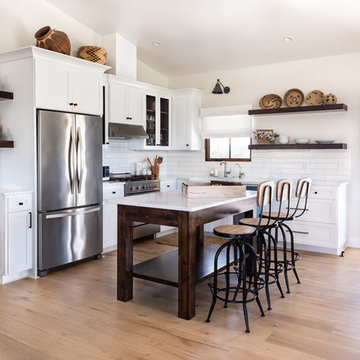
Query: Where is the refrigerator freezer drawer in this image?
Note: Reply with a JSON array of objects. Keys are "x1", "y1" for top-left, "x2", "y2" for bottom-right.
[{"x1": 38, "y1": 205, "x2": 103, "y2": 271}]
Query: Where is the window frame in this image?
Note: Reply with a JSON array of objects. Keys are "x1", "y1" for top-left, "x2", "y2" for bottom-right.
[{"x1": 205, "y1": 138, "x2": 252, "y2": 162}]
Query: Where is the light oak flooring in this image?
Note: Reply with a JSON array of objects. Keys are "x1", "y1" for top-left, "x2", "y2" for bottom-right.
[{"x1": 1, "y1": 238, "x2": 360, "y2": 360}]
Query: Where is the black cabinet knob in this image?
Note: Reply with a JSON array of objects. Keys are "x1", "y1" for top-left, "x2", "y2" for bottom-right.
[
  {"x1": 19, "y1": 202, "x2": 23, "y2": 205},
  {"x1": 112, "y1": 191, "x2": 116, "y2": 194},
  {"x1": 73, "y1": 103, "x2": 78, "y2": 106},
  {"x1": 186, "y1": 144, "x2": 189, "y2": 147},
  {"x1": 69, "y1": 103, "x2": 74, "y2": 106}
]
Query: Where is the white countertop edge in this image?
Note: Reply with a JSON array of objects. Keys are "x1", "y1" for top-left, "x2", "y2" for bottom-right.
[
  {"x1": 108, "y1": 190, "x2": 257, "y2": 212},
  {"x1": 0, "y1": 189, "x2": 33, "y2": 195}
]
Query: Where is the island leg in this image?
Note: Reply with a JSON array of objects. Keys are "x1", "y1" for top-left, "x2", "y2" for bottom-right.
[
  {"x1": 117, "y1": 205, "x2": 134, "y2": 302},
  {"x1": 178, "y1": 212, "x2": 196, "y2": 320}
]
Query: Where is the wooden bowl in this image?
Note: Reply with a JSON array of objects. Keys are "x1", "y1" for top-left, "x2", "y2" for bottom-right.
[{"x1": 259, "y1": 94, "x2": 282, "y2": 109}]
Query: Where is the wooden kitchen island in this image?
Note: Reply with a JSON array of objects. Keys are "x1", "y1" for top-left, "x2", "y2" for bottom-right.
[{"x1": 111, "y1": 190, "x2": 257, "y2": 320}]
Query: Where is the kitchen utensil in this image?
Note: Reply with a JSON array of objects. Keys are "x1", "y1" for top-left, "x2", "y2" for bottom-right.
[
  {"x1": 315, "y1": 140, "x2": 335, "y2": 144},
  {"x1": 295, "y1": 138, "x2": 310, "y2": 144},
  {"x1": 146, "y1": 157, "x2": 152, "y2": 166},
  {"x1": 284, "y1": 88, "x2": 304, "y2": 107},
  {"x1": 306, "y1": 90, "x2": 325, "y2": 106},
  {"x1": 259, "y1": 94, "x2": 282, "y2": 109},
  {"x1": 279, "y1": 135, "x2": 289, "y2": 144},
  {"x1": 157, "y1": 156, "x2": 163, "y2": 165}
]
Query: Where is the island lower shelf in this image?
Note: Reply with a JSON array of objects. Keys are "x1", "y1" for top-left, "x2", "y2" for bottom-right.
[{"x1": 133, "y1": 242, "x2": 230, "y2": 287}]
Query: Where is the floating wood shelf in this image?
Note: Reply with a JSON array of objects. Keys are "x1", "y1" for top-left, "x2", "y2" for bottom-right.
[
  {"x1": 249, "y1": 143, "x2": 347, "y2": 150},
  {"x1": 248, "y1": 103, "x2": 347, "y2": 115},
  {"x1": 0, "y1": 140, "x2": 14, "y2": 148},
  {"x1": 0, "y1": 91, "x2": 14, "y2": 101}
]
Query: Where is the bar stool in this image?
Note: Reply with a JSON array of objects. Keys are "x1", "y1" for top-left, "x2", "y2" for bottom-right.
[
  {"x1": 263, "y1": 178, "x2": 312, "y2": 293},
  {"x1": 206, "y1": 181, "x2": 273, "y2": 332},
  {"x1": 240, "y1": 180, "x2": 291, "y2": 309}
]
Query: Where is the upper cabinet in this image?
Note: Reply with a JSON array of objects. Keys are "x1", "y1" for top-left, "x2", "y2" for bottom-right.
[
  {"x1": 35, "y1": 50, "x2": 109, "y2": 116},
  {"x1": 108, "y1": 80, "x2": 143, "y2": 125},
  {"x1": 172, "y1": 89, "x2": 202, "y2": 151},
  {"x1": 128, "y1": 89, "x2": 171, "y2": 150}
]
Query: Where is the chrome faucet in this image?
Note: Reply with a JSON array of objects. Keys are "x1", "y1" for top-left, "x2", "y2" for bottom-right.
[
  {"x1": 235, "y1": 163, "x2": 245, "y2": 179},
  {"x1": 220, "y1": 161, "x2": 231, "y2": 177}
]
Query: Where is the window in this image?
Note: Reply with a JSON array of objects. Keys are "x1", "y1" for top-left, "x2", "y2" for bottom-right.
[{"x1": 205, "y1": 137, "x2": 251, "y2": 161}]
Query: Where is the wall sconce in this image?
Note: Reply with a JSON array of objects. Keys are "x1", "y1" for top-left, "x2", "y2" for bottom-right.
[{"x1": 212, "y1": 79, "x2": 230, "y2": 94}]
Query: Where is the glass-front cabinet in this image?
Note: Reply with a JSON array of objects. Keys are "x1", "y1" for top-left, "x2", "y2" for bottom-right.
[{"x1": 130, "y1": 91, "x2": 171, "y2": 150}]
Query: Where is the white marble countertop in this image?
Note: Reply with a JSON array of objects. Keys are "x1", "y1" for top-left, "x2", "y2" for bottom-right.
[
  {"x1": 0, "y1": 188, "x2": 32, "y2": 195},
  {"x1": 108, "y1": 190, "x2": 257, "y2": 212}
]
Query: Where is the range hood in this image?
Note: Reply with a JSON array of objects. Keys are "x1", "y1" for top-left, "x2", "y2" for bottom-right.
[{"x1": 108, "y1": 122, "x2": 149, "y2": 139}]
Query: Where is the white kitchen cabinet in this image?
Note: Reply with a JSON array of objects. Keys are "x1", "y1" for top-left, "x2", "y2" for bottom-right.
[
  {"x1": 267, "y1": 183, "x2": 348, "y2": 255},
  {"x1": 128, "y1": 90, "x2": 171, "y2": 150},
  {"x1": 0, "y1": 191, "x2": 33, "y2": 284},
  {"x1": 160, "y1": 179, "x2": 177, "y2": 192},
  {"x1": 103, "y1": 182, "x2": 125, "y2": 251},
  {"x1": 35, "y1": 55, "x2": 108, "y2": 115},
  {"x1": 108, "y1": 80, "x2": 143, "y2": 125},
  {"x1": 172, "y1": 89, "x2": 202, "y2": 151}
]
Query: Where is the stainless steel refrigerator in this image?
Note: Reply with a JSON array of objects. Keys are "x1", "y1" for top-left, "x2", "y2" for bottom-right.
[{"x1": 37, "y1": 110, "x2": 103, "y2": 276}]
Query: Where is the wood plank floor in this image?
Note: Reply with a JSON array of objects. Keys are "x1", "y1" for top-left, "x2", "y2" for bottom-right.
[{"x1": 1, "y1": 238, "x2": 360, "y2": 359}]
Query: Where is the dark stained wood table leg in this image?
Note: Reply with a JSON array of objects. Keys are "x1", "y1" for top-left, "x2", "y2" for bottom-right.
[
  {"x1": 178, "y1": 212, "x2": 197, "y2": 320},
  {"x1": 117, "y1": 205, "x2": 134, "y2": 302}
]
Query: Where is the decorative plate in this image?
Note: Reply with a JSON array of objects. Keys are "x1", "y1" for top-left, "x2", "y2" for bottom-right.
[
  {"x1": 315, "y1": 140, "x2": 335, "y2": 144},
  {"x1": 284, "y1": 89, "x2": 304, "y2": 107},
  {"x1": 324, "y1": 93, "x2": 337, "y2": 105},
  {"x1": 259, "y1": 94, "x2": 282, "y2": 109},
  {"x1": 306, "y1": 90, "x2": 325, "y2": 106}
]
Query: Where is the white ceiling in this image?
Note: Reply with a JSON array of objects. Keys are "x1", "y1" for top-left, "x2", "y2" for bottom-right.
[{"x1": 46, "y1": 0, "x2": 360, "y2": 77}]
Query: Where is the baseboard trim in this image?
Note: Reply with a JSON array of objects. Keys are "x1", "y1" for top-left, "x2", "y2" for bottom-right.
[{"x1": 346, "y1": 237, "x2": 360, "y2": 248}]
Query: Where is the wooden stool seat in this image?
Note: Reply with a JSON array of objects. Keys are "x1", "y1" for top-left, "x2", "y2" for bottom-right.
[
  {"x1": 240, "y1": 218, "x2": 276, "y2": 227},
  {"x1": 262, "y1": 211, "x2": 293, "y2": 220},
  {"x1": 214, "y1": 225, "x2": 255, "y2": 238}
]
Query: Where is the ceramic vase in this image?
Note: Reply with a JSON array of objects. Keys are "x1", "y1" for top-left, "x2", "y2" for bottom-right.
[{"x1": 34, "y1": 26, "x2": 71, "y2": 55}]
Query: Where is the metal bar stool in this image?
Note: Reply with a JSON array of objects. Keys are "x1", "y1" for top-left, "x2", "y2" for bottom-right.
[
  {"x1": 240, "y1": 180, "x2": 289, "y2": 309},
  {"x1": 206, "y1": 181, "x2": 274, "y2": 332},
  {"x1": 263, "y1": 178, "x2": 312, "y2": 293}
]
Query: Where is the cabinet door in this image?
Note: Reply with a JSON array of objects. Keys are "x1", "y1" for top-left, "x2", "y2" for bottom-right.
[
  {"x1": 109, "y1": 82, "x2": 127, "y2": 124},
  {"x1": 145, "y1": 95, "x2": 157, "y2": 146},
  {"x1": 8, "y1": 211, "x2": 32, "y2": 274},
  {"x1": 71, "y1": 70, "x2": 103, "y2": 115},
  {"x1": 103, "y1": 201, "x2": 117, "y2": 250},
  {"x1": 36, "y1": 58, "x2": 70, "y2": 112},
  {"x1": 172, "y1": 96, "x2": 189, "y2": 150},
  {"x1": 159, "y1": 97, "x2": 170, "y2": 147},
  {"x1": 127, "y1": 86, "x2": 143, "y2": 125}
]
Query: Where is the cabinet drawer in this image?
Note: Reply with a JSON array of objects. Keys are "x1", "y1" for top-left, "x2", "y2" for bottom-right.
[
  {"x1": 103, "y1": 184, "x2": 124, "y2": 200},
  {"x1": 289, "y1": 199, "x2": 335, "y2": 224},
  {"x1": 309, "y1": 185, "x2": 336, "y2": 200},
  {"x1": 8, "y1": 194, "x2": 32, "y2": 212},
  {"x1": 286, "y1": 221, "x2": 335, "y2": 249},
  {"x1": 160, "y1": 180, "x2": 177, "y2": 192}
]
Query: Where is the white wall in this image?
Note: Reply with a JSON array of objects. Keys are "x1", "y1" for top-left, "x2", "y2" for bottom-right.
[
  {"x1": 168, "y1": 52, "x2": 360, "y2": 243},
  {"x1": 137, "y1": 60, "x2": 168, "y2": 88},
  {"x1": 0, "y1": 0, "x2": 101, "y2": 55}
]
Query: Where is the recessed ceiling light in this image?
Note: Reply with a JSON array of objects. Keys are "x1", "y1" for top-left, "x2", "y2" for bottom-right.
[
  {"x1": 153, "y1": 42, "x2": 162, "y2": 47},
  {"x1": 283, "y1": 36, "x2": 294, "y2": 42}
]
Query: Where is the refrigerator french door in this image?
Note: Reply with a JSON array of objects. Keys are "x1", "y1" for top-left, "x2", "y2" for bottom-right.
[{"x1": 37, "y1": 110, "x2": 103, "y2": 275}]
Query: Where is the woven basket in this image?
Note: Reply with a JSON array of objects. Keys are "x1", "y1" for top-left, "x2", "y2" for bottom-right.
[{"x1": 77, "y1": 46, "x2": 107, "y2": 65}]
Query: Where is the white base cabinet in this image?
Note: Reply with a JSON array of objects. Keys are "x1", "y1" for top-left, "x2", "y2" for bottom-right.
[
  {"x1": 103, "y1": 182, "x2": 125, "y2": 252},
  {"x1": 0, "y1": 191, "x2": 33, "y2": 284}
]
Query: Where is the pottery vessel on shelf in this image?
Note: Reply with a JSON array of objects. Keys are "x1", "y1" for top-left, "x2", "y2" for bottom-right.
[
  {"x1": 279, "y1": 135, "x2": 289, "y2": 144},
  {"x1": 34, "y1": 26, "x2": 71, "y2": 55}
]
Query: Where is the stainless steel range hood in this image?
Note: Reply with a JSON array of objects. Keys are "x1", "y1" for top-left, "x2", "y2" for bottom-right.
[{"x1": 108, "y1": 122, "x2": 149, "y2": 139}]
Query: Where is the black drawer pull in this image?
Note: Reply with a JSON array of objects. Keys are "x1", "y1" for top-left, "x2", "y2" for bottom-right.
[
  {"x1": 112, "y1": 191, "x2": 116, "y2": 194},
  {"x1": 314, "y1": 191, "x2": 318, "y2": 194},
  {"x1": 286, "y1": 230, "x2": 309, "y2": 235},
  {"x1": 73, "y1": 103, "x2": 78, "y2": 106},
  {"x1": 166, "y1": 185, "x2": 170, "y2": 187},
  {"x1": 287, "y1": 207, "x2": 309, "y2": 211},
  {"x1": 69, "y1": 102, "x2": 74, "y2": 106},
  {"x1": 29, "y1": 212, "x2": 32, "y2": 228},
  {"x1": 19, "y1": 202, "x2": 24, "y2": 206}
]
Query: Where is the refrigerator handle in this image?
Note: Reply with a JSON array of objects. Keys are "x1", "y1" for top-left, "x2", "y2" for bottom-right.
[
  {"x1": 76, "y1": 127, "x2": 84, "y2": 193},
  {"x1": 68, "y1": 129, "x2": 75, "y2": 194},
  {"x1": 45, "y1": 206, "x2": 101, "y2": 219}
]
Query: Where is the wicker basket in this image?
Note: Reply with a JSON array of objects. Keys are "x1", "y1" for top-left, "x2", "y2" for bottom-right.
[{"x1": 77, "y1": 46, "x2": 107, "y2": 65}]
